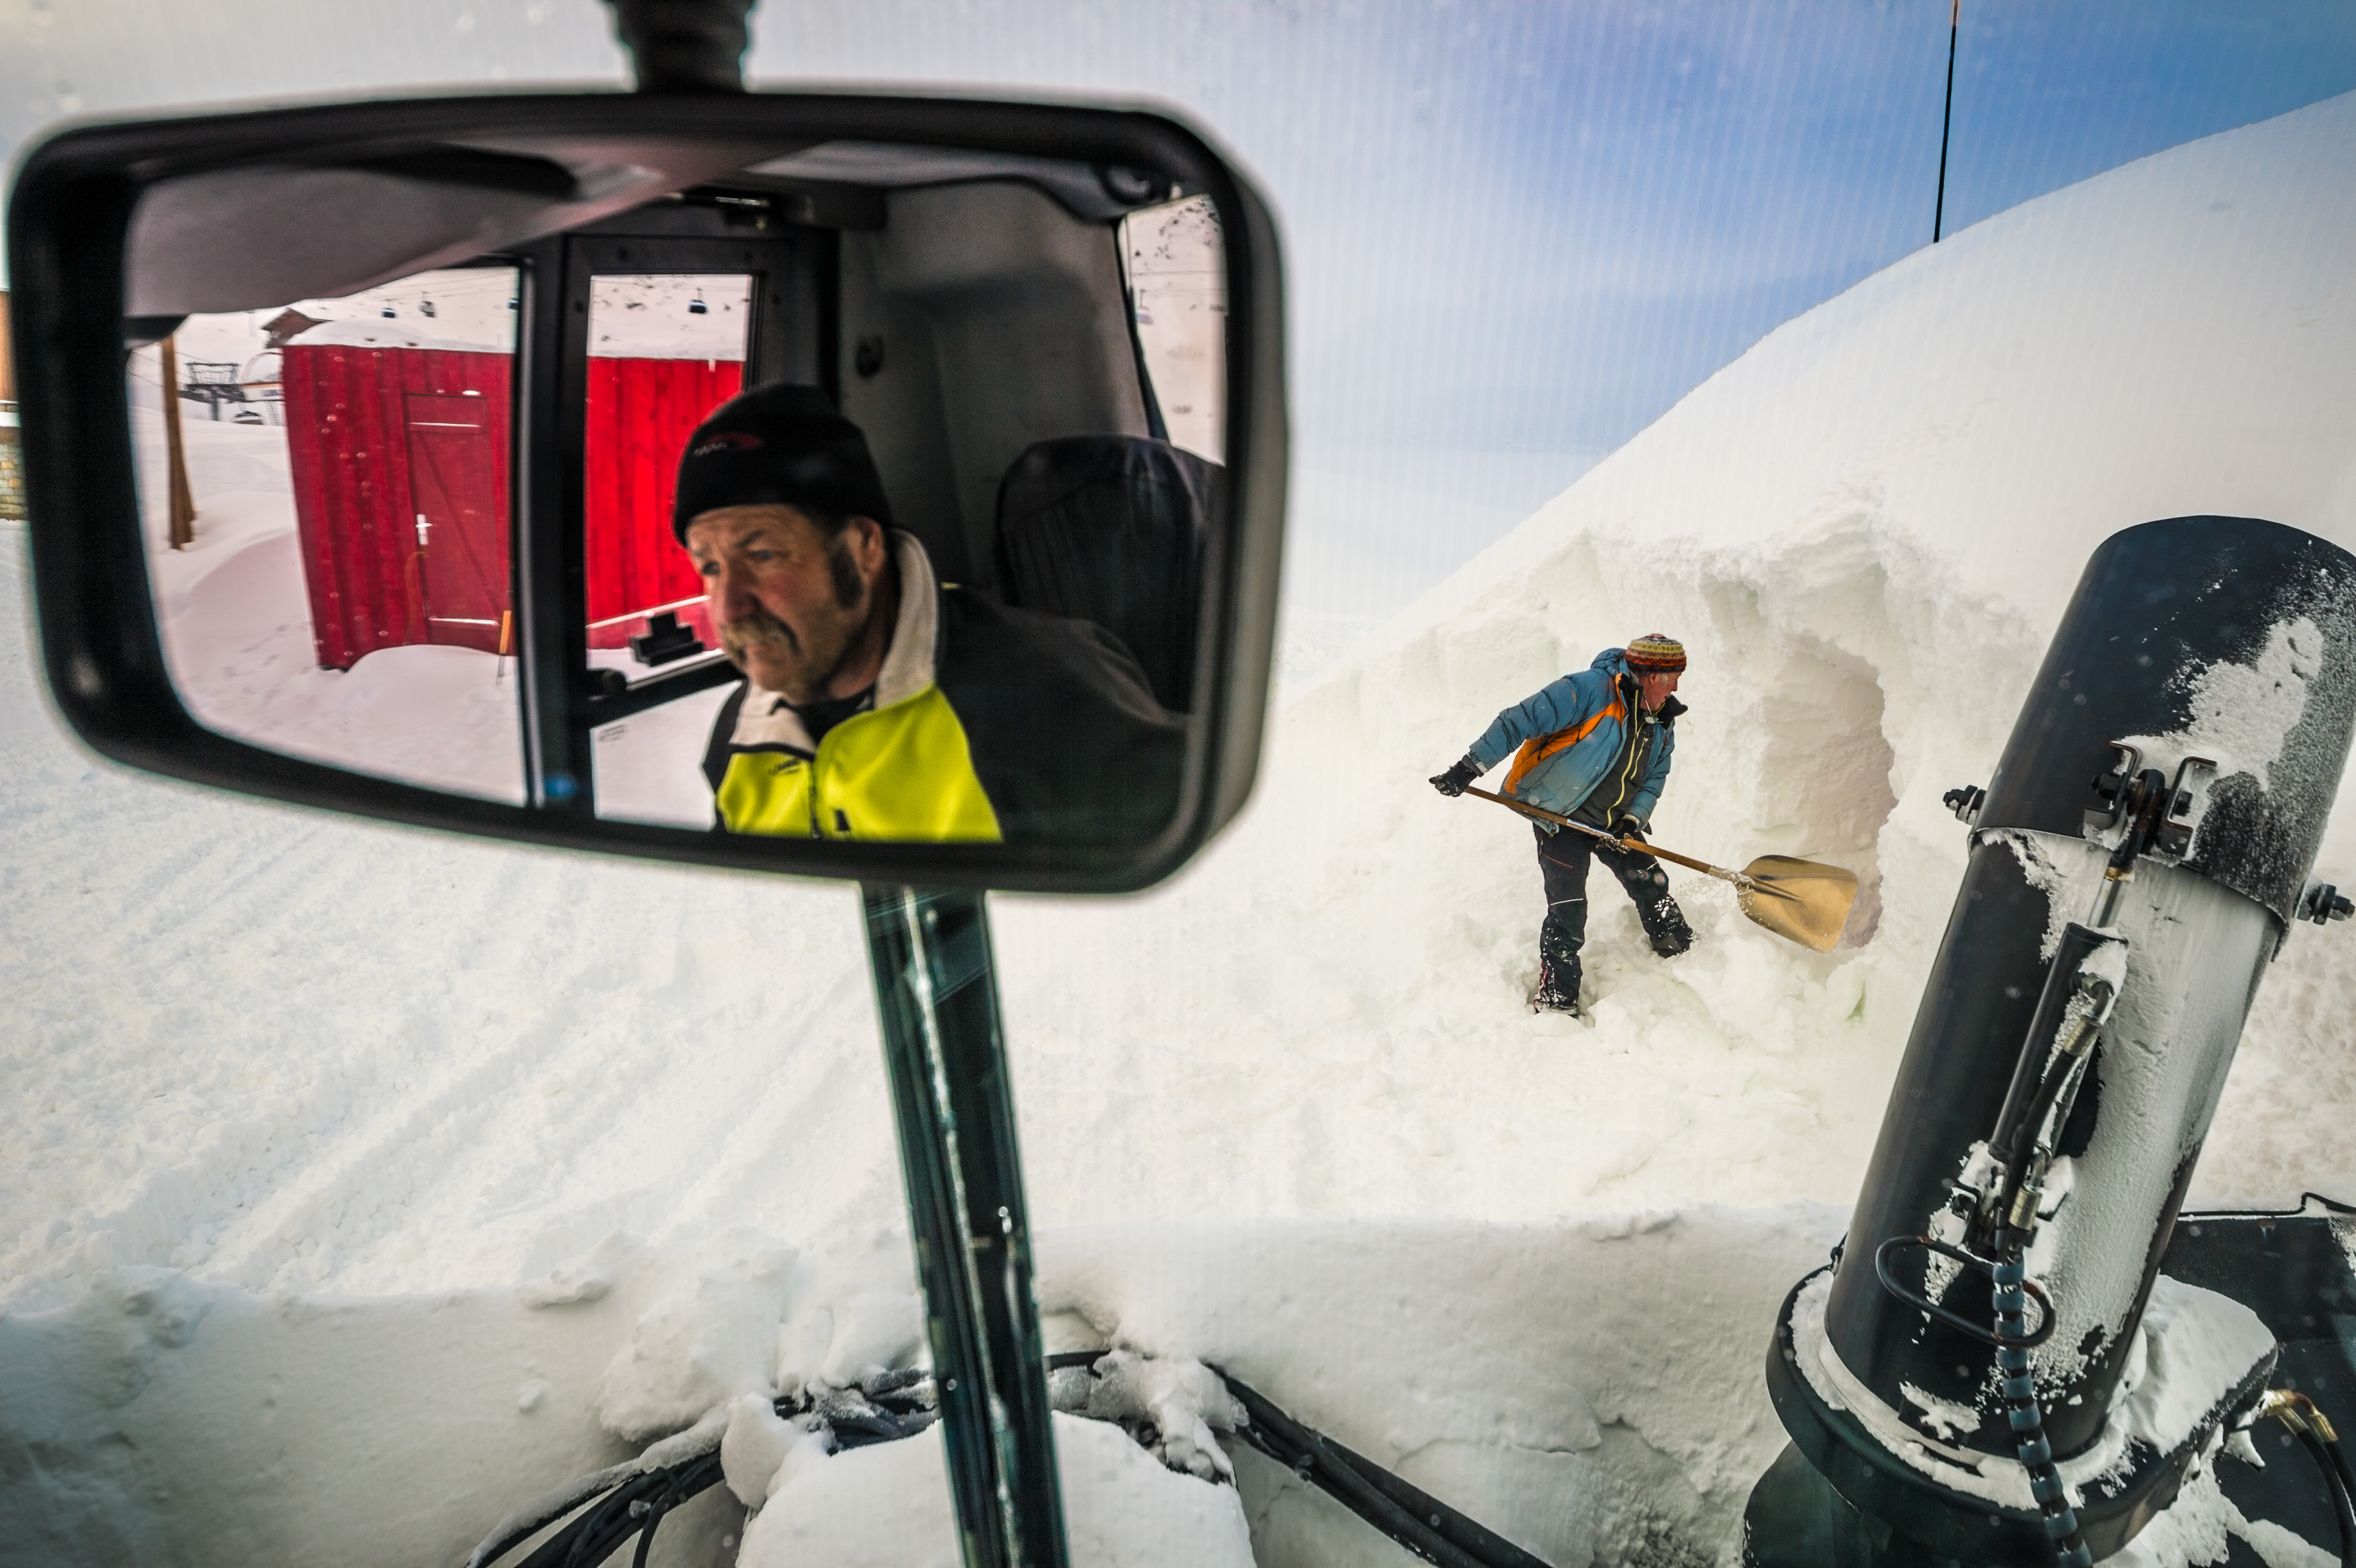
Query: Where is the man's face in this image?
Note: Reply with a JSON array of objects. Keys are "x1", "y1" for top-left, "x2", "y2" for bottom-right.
[
  {"x1": 684, "y1": 504, "x2": 887, "y2": 703},
  {"x1": 1638, "y1": 670, "x2": 1681, "y2": 712}
]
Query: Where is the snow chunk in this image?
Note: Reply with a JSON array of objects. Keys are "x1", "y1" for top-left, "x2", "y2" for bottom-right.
[
  {"x1": 517, "y1": 1236, "x2": 626, "y2": 1309},
  {"x1": 1055, "y1": 1351, "x2": 1245, "y2": 1482},
  {"x1": 817, "y1": 1291, "x2": 927, "y2": 1388},
  {"x1": 738, "y1": 1412, "x2": 1254, "y2": 1568},
  {"x1": 2113, "y1": 1277, "x2": 2274, "y2": 1462},
  {"x1": 720, "y1": 1391, "x2": 800, "y2": 1508},
  {"x1": 595, "y1": 1235, "x2": 795, "y2": 1443},
  {"x1": 2080, "y1": 936, "x2": 2129, "y2": 994},
  {"x1": 633, "y1": 1399, "x2": 733, "y2": 1469},
  {"x1": 2232, "y1": 1514, "x2": 2338, "y2": 1568}
]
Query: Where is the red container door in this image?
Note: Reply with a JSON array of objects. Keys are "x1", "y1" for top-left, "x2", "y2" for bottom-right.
[
  {"x1": 283, "y1": 341, "x2": 512, "y2": 669},
  {"x1": 404, "y1": 393, "x2": 509, "y2": 654},
  {"x1": 584, "y1": 355, "x2": 741, "y2": 649}
]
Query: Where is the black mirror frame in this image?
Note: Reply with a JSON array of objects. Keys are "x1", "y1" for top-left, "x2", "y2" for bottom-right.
[{"x1": 8, "y1": 90, "x2": 1286, "y2": 895}]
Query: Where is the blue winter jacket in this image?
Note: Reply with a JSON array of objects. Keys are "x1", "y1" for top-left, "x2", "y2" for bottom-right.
[{"x1": 1465, "y1": 648, "x2": 1676, "y2": 828}]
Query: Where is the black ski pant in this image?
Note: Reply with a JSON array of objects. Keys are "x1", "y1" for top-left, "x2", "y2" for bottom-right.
[{"x1": 1533, "y1": 823, "x2": 1692, "y2": 989}]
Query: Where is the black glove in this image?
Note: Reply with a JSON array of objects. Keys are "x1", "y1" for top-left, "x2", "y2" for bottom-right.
[
  {"x1": 1431, "y1": 756, "x2": 1481, "y2": 797},
  {"x1": 1612, "y1": 815, "x2": 1646, "y2": 842}
]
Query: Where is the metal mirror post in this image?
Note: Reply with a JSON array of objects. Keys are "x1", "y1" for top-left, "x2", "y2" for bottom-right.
[
  {"x1": 862, "y1": 886, "x2": 1067, "y2": 1568},
  {"x1": 598, "y1": 8, "x2": 1073, "y2": 1561}
]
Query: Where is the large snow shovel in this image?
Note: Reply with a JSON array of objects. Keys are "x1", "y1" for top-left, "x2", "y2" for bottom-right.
[{"x1": 1464, "y1": 786, "x2": 1858, "y2": 953}]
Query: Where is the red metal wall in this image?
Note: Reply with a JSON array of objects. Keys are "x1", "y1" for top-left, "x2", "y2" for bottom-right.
[
  {"x1": 282, "y1": 346, "x2": 739, "y2": 670},
  {"x1": 281, "y1": 343, "x2": 513, "y2": 670},
  {"x1": 584, "y1": 356, "x2": 741, "y2": 651}
]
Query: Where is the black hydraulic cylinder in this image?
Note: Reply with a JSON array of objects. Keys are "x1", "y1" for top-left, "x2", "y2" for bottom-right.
[
  {"x1": 863, "y1": 886, "x2": 1069, "y2": 1568},
  {"x1": 1806, "y1": 518, "x2": 2356, "y2": 1501}
]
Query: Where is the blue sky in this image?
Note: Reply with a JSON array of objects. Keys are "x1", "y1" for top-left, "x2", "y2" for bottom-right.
[{"x1": 5, "y1": 0, "x2": 2354, "y2": 624}]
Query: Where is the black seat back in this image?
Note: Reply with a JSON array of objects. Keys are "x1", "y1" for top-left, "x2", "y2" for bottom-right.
[{"x1": 993, "y1": 435, "x2": 1222, "y2": 713}]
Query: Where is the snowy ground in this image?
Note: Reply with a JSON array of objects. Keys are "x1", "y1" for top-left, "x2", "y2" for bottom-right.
[{"x1": 8, "y1": 90, "x2": 2356, "y2": 1568}]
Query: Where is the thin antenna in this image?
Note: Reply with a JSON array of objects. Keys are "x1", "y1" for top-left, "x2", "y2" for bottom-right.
[{"x1": 1934, "y1": 0, "x2": 1960, "y2": 242}]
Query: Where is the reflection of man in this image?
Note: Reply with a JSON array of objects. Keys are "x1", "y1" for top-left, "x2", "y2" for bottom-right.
[
  {"x1": 1429, "y1": 638, "x2": 1694, "y2": 1016},
  {"x1": 679, "y1": 382, "x2": 1181, "y2": 844}
]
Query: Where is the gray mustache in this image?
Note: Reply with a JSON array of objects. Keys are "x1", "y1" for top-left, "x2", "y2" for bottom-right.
[{"x1": 718, "y1": 611, "x2": 797, "y2": 659}]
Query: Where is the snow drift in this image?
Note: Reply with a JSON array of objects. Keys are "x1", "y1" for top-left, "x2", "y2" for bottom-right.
[{"x1": 8, "y1": 88, "x2": 2356, "y2": 1568}]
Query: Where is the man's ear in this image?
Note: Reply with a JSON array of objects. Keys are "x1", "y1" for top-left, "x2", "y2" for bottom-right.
[{"x1": 847, "y1": 515, "x2": 889, "y2": 573}]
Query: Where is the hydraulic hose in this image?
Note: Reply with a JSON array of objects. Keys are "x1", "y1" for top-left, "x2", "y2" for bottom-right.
[
  {"x1": 2258, "y1": 1390, "x2": 2356, "y2": 1567},
  {"x1": 1994, "y1": 1254, "x2": 2093, "y2": 1568}
]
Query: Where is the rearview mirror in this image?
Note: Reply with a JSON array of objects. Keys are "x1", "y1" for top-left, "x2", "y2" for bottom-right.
[{"x1": 11, "y1": 91, "x2": 1285, "y2": 892}]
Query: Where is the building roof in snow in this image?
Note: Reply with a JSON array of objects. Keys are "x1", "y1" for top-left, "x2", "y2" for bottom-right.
[{"x1": 286, "y1": 320, "x2": 512, "y2": 355}]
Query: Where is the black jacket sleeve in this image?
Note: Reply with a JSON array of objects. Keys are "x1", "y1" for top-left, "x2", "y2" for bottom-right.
[{"x1": 934, "y1": 589, "x2": 1187, "y2": 846}]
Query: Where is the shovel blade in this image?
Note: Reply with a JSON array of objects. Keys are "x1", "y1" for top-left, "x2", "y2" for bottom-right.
[{"x1": 1736, "y1": 855, "x2": 1859, "y2": 953}]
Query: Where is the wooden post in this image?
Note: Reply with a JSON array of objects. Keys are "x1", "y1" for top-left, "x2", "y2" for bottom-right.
[
  {"x1": 159, "y1": 332, "x2": 197, "y2": 549},
  {"x1": 0, "y1": 291, "x2": 20, "y2": 523}
]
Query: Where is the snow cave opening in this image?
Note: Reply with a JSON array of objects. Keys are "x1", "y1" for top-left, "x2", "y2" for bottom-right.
[{"x1": 1740, "y1": 632, "x2": 1896, "y2": 947}]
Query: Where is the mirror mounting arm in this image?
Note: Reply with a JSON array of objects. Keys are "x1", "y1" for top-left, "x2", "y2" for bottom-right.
[
  {"x1": 603, "y1": 0, "x2": 754, "y2": 94},
  {"x1": 862, "y1": 886, "x2": 1071, "y2": 1568}
]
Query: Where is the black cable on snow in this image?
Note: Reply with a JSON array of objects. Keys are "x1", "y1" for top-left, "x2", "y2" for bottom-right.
[
  {"x1": 465, "y1": 1461, "x2": 642, "y2": 1568},
  {"x1": 470, "y1": 1376, "x2": 940, "y2": 1568},
  {"x1": 1215, "y1": 1366, "x2": 1555, "y2": 1568},
  {"x1": 515, "y1": 1452, "x2": 722, "y2": 1568},
  {"x1": 472, "y1": 1358, "x2": 1554, "y2": 1568}
]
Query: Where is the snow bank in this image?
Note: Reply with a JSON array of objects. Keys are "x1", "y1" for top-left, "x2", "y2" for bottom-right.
[
  {"x1": 0, "y1": 1208, "x2": 1844, "y2": 1568},
  {"x1": 991, "y1": 86, "x2": 2356, "y2": 1223}
]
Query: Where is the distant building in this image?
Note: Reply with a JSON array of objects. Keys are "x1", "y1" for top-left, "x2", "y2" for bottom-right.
[{"x1": 261, "y1": 309, "x2": 327, "y2": 349}]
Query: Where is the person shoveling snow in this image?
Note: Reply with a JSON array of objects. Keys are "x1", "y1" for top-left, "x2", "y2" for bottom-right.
[{"x1": 1432, "y1": 634, "x2": 1695, "y2": 1015}]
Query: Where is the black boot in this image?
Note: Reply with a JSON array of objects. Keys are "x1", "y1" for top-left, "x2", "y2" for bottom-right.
[
  {"x1": 1531, "y1": 924, "x2": 1584, "y2": 1014},
  {"x1": 1642, "y1": 897, "x2": 1694, "y2": 958},
  {"x1": 1601, "y1": 841, "x2": 1692, "y2": 958}
]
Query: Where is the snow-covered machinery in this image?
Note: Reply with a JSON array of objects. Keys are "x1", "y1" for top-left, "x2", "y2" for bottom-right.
[{"x1": 1748, "y1": 516, "x2": 2356, "y2": 1566}]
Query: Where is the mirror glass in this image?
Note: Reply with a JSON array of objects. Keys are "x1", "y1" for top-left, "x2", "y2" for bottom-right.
[
  {"x1": 1122, "y1": 194, "x2": 1224, "y2": 462},
  {"x1": 122, "y1": 128, "x2": 1234, "y2": 861},
  {"x1": 134, "y1": 264, "x2": 526, "y2": 802}
]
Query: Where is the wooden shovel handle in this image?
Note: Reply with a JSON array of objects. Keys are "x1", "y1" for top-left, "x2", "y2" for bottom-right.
[
  {"x1": 1624, "y1": 840, "x2": 1723, "y2": 877},
  {"x1": 1463, "y1": 786, "x2": 1738, "y2": 882}
]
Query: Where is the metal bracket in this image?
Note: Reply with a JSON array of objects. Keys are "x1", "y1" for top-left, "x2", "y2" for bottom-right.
[
  {"x1": 2298, "y1": 879, "x2": 2355, "y2": 926},
  {"x1": 2084, "y1": 741, "x2": 2141, "y2": 837},
  {"x1": 2151, "y1": 755, "x2": 2217, "y2": 858}
]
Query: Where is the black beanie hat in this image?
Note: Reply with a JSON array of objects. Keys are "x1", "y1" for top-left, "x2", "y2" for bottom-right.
[{"x1": 672, "y1": 382, "x2": 895, "y2": 542}]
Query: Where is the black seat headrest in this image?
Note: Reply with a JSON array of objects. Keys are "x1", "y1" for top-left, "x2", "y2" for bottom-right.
[{"x1": 994, "y1": 435, "x2": 1223, "y2": 713}]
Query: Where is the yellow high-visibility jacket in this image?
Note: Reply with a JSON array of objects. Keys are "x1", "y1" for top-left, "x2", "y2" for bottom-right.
[{"x1": 701, "y1": 531, "x2": 1184, "y2": 846}]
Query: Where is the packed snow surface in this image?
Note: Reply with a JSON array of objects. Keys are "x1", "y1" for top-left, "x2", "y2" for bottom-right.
[{"x1": 11, "y1": 88, "x2": 2356, "y2": 1568}]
